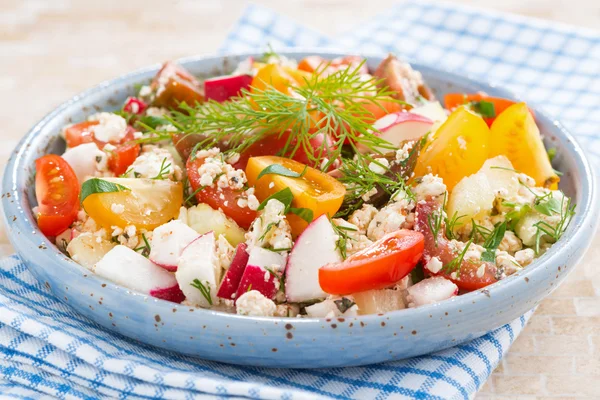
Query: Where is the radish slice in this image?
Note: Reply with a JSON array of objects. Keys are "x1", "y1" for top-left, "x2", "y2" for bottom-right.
[
  {"x1": 123, "y1": 97, "x2": 147, "y2": 115},
  {"x1": 285, "y1": 215, "x2": 342, "y2": 302},
  {"x1": 204, "y1": 75, "x2": 253, "y2": 103},
  {"x1": 62, "y1": 142, "x2": 105, "y2": 183},
  {"x1": 406, "y1": 276, "x2": 458, "y2": 307},
  {"x1": 217, "y1": 243, "x2": 250, "y2": 300},
  {"x1": 374, "y1": 112, "x2": 433, "y2": 146},
  {"x1": 235, "y1": 247, "x2": 286, "y2": 301},
  {"x1": 176, "y1": 232, "x2": 221, "y2": 308},
  {"x1": 149, "y1": 220, "x2": 199, "y2": 272},
  {"x1": 94, "y1": 245, "x2": 184, "y2": 302}
]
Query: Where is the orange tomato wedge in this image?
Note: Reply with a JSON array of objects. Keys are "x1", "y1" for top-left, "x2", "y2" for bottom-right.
[
  {"x1": 82, "y1": 178, "x2": 183, "y2": 230},
  {"x1": 245, "y1": 156, "x2": 346, "y2": 236},
  {"x1": 444, "y1": 93, "x2": 535, "y2": 127},
  {"x1": 489, "y1": 103, "x2": 559, "y2": 188},
  {"x1": 413, "y1": 107, "x2": 490, "y2": 191},
  {"x1": 319, "y1": 230, "x2": 424, "y2": 295}
]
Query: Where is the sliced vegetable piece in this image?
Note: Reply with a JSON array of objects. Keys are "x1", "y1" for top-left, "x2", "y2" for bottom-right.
[
  {"x1": 186, "y1": 157, "x2": 257, "y2": 229},
  {"x1": 319, "y1": 230, "x2": 424, "y2": 295},
  {"x1": 81, "y1": 178, "x2": 183, "y2": 230},
  {"x1": 151, "y1": 61, "x2": 204, "y2": 109},
  {"x1": 251, "y1": 63, "x2": 306, "y2": 96},
  {"x1": 406, "y1": 276, "x2": 458, "y2": 307},
  {"x1": 149, "y1": 220, "x2": 200, "y2": 272},
  {"x1": 123, "y1": 97, "x2": 148, "y2": 115},
  {"x1": 216, "y1": 243, "x2": 250, "y2": 300},
  {"x1": 373, "y1": 54, "x2": 434, "y2": 103},
  {"x1": 358, "y1": 112, "x2": 433, "y2": 153},
  {"x1": 444, "y1": 93, "x2": 534, "y2": 127},
  {"x1": 352, "y1": 289, "x2": 405, "y2": 315},
  {"x1": 415, "y1": 198, "x2": 498, "y2": 291},
  {"x1": 245, "y1": 156, "x2": 346, "y2": 235},
  {"x1": 186, "y1": 203, "x2": 246, "y2": 246},
  {"x1": 235, "y1": 247, "x2": 286, "y2": 301},
  {"x1": 66, "y1": 233, "x2": 115, "y2": 270},
  {"x1": 176, "y1": 232, "x2": 221, "y2": 308},
  {"x1": 108, "y1": 142, "x2": 140, "y2": 176},
  {"x1": 204, "y1": 74, "x2": 253, "y2": 102},
  {"x1": 94, "y1": 245, "x2": 185, "y2": 303},
  {"x1": 285, "y1": 215, "x2": 342, "y2": 302},
  {"x1": 489, "y1": 103, "x2": 559, "y2": 188},
  {"x1": 34, "y1": 155, "x2": 80, "y2": 236},
  {"x1": 413, "y1": 107, "x2": 490, "y2": 191}
]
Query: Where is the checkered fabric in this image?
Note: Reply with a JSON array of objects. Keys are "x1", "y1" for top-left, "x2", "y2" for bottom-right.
[
  {"x1": 0, "y1": 255, "x2": 532, "y2": 399},
  {"x1": 222, "y1": 0, "x2": 600, "y2": 163},
  {"x1": 2, "y1": 1, "x2": 597, "y2": 398}
]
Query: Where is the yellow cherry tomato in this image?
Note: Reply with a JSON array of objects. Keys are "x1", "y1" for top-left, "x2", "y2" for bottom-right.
[
  {"x1": 82, "y1": 178, "x2": 183, "y2": 230},
  {"x1": 251, "y1": 64, "x2": 311, "y2": 96},
  {"x1": 489, "y1": 103, "x2": 559, "y2": 188},
  {"x1": 414, "y1": 107, "x2": 490, "y2": 191},
  {"x1": 245, "y1": 156, "x2": 346, "y2": 236}
]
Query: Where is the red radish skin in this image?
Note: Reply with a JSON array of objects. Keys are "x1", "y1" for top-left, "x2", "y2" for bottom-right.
[
  {"x1": 123, "y1": 97, "x2": 148, "y2": 114},
  {"x1": 149, "y1": 284, "x2": 185, "y2": 303},
  {"x1": 235, "y1": 264, "x2": 278, "y2": 301},
  {"x1": 359, "y1": 112, "x2": 433, "y2": 153},
  {"x1": 217, "y1": 243, "x2": 250, "y2": 300},
  {"x1": 204, "y1": 75, "x2": 253, "y2": 103}
]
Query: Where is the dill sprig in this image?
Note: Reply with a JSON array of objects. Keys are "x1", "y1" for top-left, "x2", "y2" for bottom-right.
[
  {"x1": 533, "y1": 196, "x2": 576, "y2": 254},
  {"x1": 443, "y1": 239, "x2": 473, "y2": 276},
  {"x1": 151, "y1": 157, "x2": 172, "y2": 180},
  {"x1": 331, "y1": 222, "x2": 358, "y2": 259},
  {"x1": 336, "y1": 156, "x2": 415, "y2": 218},
  {"x1": 162, "y1": 63, "x2": 406, "y2": 171},
  {"x1": 190, "y1": 279, "x2": 213, "y2": 305},
  {"x1": 134, "y1": 233, "x2": 151, "y2": 258},
  {"x1": 445, "y1": 212, "x2": 465, "y2": 240}
]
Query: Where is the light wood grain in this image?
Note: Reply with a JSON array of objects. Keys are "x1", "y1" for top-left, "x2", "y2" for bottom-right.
[{"x1": 1, "y1": 1, "x2": 599, "y2": 398}]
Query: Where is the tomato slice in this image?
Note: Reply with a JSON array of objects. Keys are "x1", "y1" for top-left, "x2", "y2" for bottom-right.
[
  {"x1": 297, "y1": 55, "x2": 368, "y2": 75},
  {"x1": 186, "y1": 157, "x2": 257, "y2": 229},
  {"x1": 108, "y1": 142, "x2": 140, "y2": 176},
  {"x1": 82, "y1": 178, "x2": 182, "y2": 230},
  {"x1": 35, "y1": 155, "x2": 80, "y2": 236},
  {"x1": 415, "y1": 198, "x2": 498, "y2": 291},
  {"x1": 245, "y1": 156, "x2": 346, "y2": 236},
  {"x1": 413, "y1": 107, "x2": 490, "y2": 191},
  {"x1": 64, "y1": 121, "x2": 98, "y2": 148},
  {"x1": 319, "y1": 230, "x2": 424, "y2": 295},
  {"x1": 444, "y1": 93, "x2": 535, "y2": 127},
  {"x1": 151, "y1": 62, "x2": 204, "y2": 109},
  {"x1": 251, "y1": 63, "x2": 305, "y2": 96}
]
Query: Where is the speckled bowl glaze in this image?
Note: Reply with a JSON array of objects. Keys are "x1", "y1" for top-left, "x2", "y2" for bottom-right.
[{"x1": 2, "y1": 51, "x2": 598, "y2": 368}]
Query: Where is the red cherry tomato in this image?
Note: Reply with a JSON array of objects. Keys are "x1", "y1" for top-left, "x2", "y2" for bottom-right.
[
  {"x1": 34, "y1": 155, "x2": 80, "y2": 236},
  {"x1": 415, "y1": 198, "x2": 498, "y2": 291},
  {"x1": 319, "y1": 230, "x2": 424, "y2": 295},
  {"x1": 108, "y1": 142, "x2": 141, "y2": 176},
  {"x1": 186, "y1": 157, "x2": 257, "y2": 229}
]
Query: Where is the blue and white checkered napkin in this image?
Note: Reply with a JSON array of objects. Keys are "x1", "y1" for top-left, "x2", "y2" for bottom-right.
[{"x1": 1, "y1": 2, "x2": 598, "y2": 399}]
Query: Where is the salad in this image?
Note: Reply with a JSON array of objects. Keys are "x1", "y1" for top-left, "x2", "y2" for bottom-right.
[{"x1": 33, "y1": 51, "x2": 575, "y2": 318}]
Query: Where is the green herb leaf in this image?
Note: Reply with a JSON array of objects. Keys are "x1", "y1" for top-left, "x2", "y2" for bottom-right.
[
  {"x1": 547, "y1": 147, "x2": 557, "y2": 162},
  {"x1": 257, "y1": 187, "x2": 294, "y2": 211},
  {"x1": 443, "y1": 239, "x2": 473, "y2": 276},
  {"x1": 257, "y1": 164, "x2": 307, "y2": 180},
  {"x1": 334, "y1": 297, "x2": 356, "y2": 314},
  {"x1": 80, "y1": 178, "x2": 129, "y2": 204},
  {"x1": 190, "y1": 279, "x2": 213, "y2": 305},
  {"x1": 134, "y1": 233, "x2": 151, "y2": 258},
  {"x1": 410, "y1": 263, "x2": 425, "y2": 284},
  {"x1": 289, "y1": 207, "x2": 313, "y2": 223},
  {"x1": 137, "y1": 115, "x2": 170, "y2": 129},
  {"x1": 472, "y1": 100, "x2": 496, "y2": 118},
  {"x1": 534, "y1": 197, "x2": 562, "y2": 216},
  {"x1": 151, "y1": 157, "x2": 172, "y2": 180},
  {"x1": 481, "y1": 222, "x2": 506, "y2": 263}
]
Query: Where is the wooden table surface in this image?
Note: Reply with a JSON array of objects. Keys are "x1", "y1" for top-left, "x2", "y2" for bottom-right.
[{"x1": 1, "y1": 1, "x2": 599, "y2": 398}]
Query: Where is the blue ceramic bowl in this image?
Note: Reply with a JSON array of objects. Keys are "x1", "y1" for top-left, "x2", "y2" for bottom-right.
[{"x1": 2, "y1": 51, "x2": 598, "y2": 368}]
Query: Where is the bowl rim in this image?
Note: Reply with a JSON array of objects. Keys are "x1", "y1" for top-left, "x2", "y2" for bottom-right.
[{"x1": 3, "y1": 48, "x2": 598, "y2": 326}]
